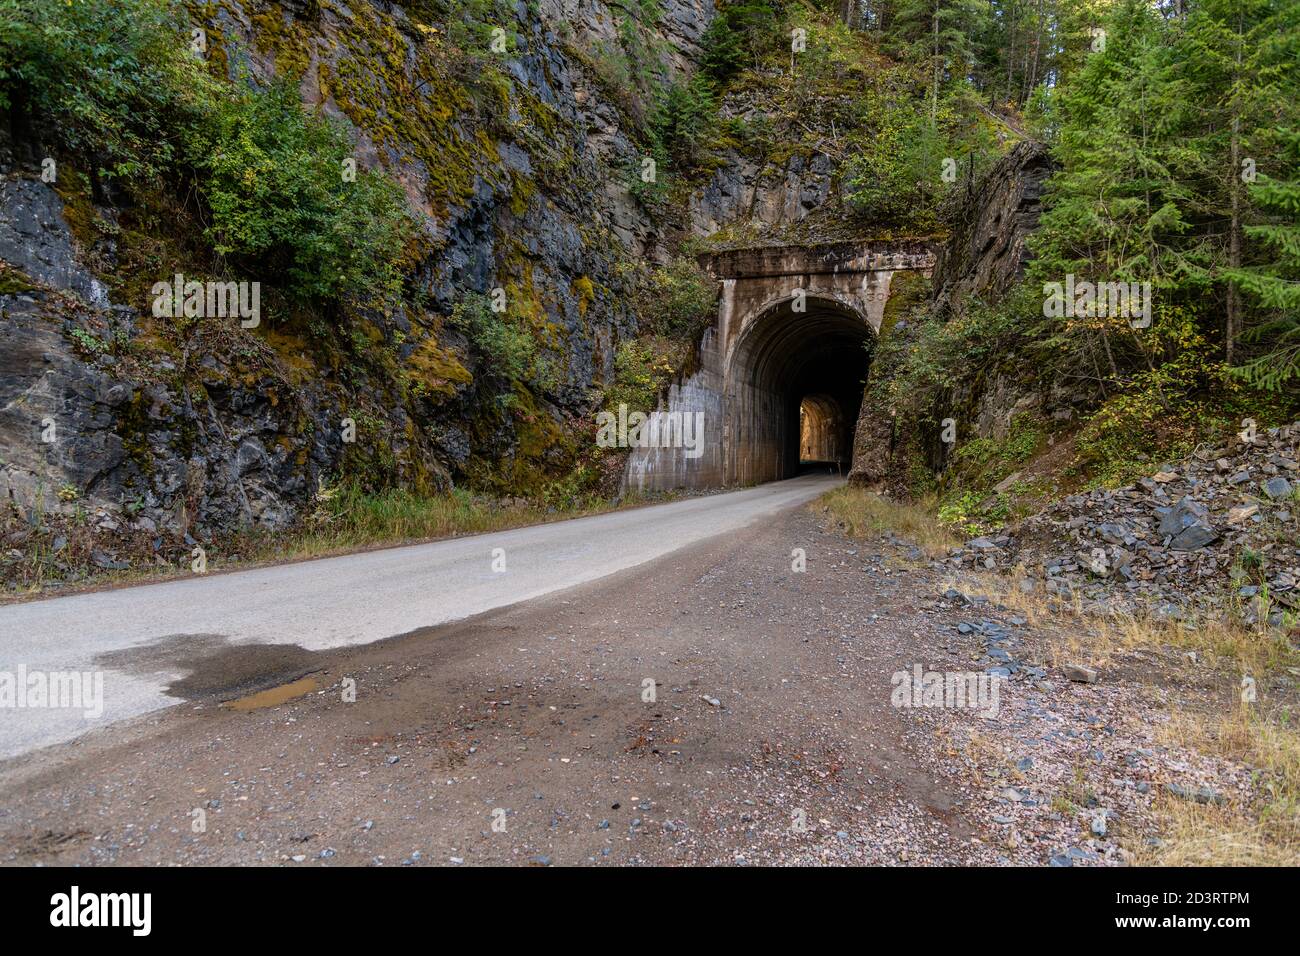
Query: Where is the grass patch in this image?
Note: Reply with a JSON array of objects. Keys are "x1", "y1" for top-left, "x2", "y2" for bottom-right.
[
  {"x1": 955, "y1": 566, "x2": 1296, "y2": 675},
  {"x1": 818, "y1": 485, "x2": 960, "y2": 558},
  {"x1": 1141, "y1": 706, "x2": 1300, "y2": 866},
  {"x1": 1, "y1": 481, "x2": 699, "y2": 602},
  {"x1": 290, "y1": 483, "x2": 599, "y2": 555},
  {"x1": 944, "y1": 566, "x2": 1299, "y2": 866}
]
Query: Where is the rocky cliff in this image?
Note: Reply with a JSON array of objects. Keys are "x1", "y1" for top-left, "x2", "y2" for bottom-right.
[
  {"x1": 929, "y1": 140, "x2": 1053, "y2": 320},
  {"x1": 847, "y1": 139, "x2": 1054, "y2": 491},
  {"x1": 0, "y1": 0, "x2": 720, "y2": 551}
]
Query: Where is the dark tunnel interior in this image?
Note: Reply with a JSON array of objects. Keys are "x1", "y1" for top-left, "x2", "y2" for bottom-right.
[{"x1": 729, "y1": 296, "x2": 874, "y2": 482}]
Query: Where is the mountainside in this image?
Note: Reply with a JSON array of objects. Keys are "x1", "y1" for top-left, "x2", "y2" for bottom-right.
[{"x1": 2, "y1": 0, "x2": 1298, "y2": 599}]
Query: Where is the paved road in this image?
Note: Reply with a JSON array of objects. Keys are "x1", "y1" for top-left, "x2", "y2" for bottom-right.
[{"x1": 0, "y1": 475, "x2": 839, "y2": 760}]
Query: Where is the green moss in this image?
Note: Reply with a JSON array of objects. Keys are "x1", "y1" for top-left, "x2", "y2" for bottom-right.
[
  {"x1": 572, "y1": 275, "x2": 595, "y2": 317},
  {"x1": 466, "y1": 384, "x2": 575, "y2": 496},
  {"x1": 0, "y1": 264, "x2": 37, "y2": 295},
  {"x1": 406, "y1": 332, "x2": 473, "y2": 400},
  {"x1": 878, "y1": 271, "x2": 928, "y2": 339},
  {"x1": 115, "y1": 391, "x2": 157, "y2": 475},
  {"x1": 250, "y1": 6, "x2": 313, "y2": 78},
  {"x1": 329, "y1": 4, "x2": 499, "y2": 215},
  {"x1": 50, "y1": 168, "x2": 103, "y2": 254}
]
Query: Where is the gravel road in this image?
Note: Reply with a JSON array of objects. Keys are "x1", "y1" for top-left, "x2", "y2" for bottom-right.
[{"x1": 0, "y1": 476, "x2": 837, "y2": 759}]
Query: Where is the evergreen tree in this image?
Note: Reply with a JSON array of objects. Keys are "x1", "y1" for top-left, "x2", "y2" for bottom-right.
[
  {"x1": 1171, "y1": 0, "x2": 1300, "y2": 361},
  {"x1": 1226, "y1": 127, "x2": 1300, "y2": 391},
  {"x1": 1027, "y1": 0, "x2": 1202, "y2": 391},
  {"x1": 888, "y1": 0, "x2": 991, "y2": 119}
]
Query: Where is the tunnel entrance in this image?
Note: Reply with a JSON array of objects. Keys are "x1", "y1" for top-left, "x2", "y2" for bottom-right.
[{"x1": 724, "y1": 293, "x2": 875, "y2": 484}]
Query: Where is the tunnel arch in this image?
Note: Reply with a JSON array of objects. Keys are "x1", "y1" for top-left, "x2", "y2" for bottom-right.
[{"x1": 722, "y1": 292, "x2": 875, "y2": 484}]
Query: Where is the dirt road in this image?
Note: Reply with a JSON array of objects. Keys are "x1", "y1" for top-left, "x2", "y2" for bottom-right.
[
  {"x1": 0, "y1": 476, "x2": 836, "y2": 759},
  {"x1": 0, "y1": 492, "x2": 1211, "y2": 866}
]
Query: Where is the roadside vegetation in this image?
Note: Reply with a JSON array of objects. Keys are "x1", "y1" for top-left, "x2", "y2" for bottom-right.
[
  {"x1": 864, "y1": 0, "x2": 1299, "y2": 522},
  {"x1": 824, "y1": 485, "x2": 1299, "y2": 865},
  {"x1": 0, "y1": 481, "x2": 706, "y2": 603}
]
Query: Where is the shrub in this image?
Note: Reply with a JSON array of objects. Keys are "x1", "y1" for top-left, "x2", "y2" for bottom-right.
[
  {"x1": 637, "y1": 256, "x2": 718, "y2": 339},
  {"x1": 188, "y1": 78, "x2": 415, "y2": 307},
  {"x1": 1, "y1": 0, "x2": 417, "y2": 311},
  {"x1": 0, "y1": 0, "x2": 209, "y2": 183},
  {"x1": 447, "y1": 293, "x2": 537, "y2": 391},
  {"x1": 606, "y1": 337, "x2": 684, "y2": 414}
]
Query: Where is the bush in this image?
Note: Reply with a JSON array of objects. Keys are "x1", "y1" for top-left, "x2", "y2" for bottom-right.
[
  {"x1": 637, "y1": 256, "x2": 718, "y2": 339},
  {"x1": 606, "y1": 337, "x2": 683, "y2": 413},
  {"x1": 447, "y1": 293, "x2": 537, "y2": 391},
  {"x1": 699, "y1": 0, "x2": 785, "y2": 86},
  {"x1": 188, "y1": 78, "x2": 415, "y2": 307},
  {"x1": 0, "y1": 0, "x2": 208, "y2": 183},
  {"x1": 0, "y1": 0, "x2": 416, "y2": 311},
  {"x1": 651, "y1": 79, "x2": 718, "y2": 169}
]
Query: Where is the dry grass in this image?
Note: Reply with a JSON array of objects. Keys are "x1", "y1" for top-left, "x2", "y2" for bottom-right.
[
  {"x1": 955, "y1": 567, "x2": 1294, "y2": 675},
  {"x1": 2, "y1": 484, "x2": 686, "y2": 604},
  {"x1": 956, "y1": 570, "x2": 1300, "y2": 866},
  {"x1": 818, "y1": 486, "x2": 960, "y2": 557},
  {"x1": 1140, "y1": 705, "x2": 1300, "y2": 866},
  {"x1": 815, "y1": 484, "x2": 1300, "y2": 866}
]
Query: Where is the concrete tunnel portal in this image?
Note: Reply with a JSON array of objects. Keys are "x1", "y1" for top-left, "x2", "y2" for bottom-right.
[
  {"x1": 621, "y1": 241, "x2": 936, "y2": 492},
  {"x1": 725, "y1": 293, "x2": 873, "y2": 482}
]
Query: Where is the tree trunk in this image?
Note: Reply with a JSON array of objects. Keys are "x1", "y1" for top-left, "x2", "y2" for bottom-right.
[{"x1": 931, "y1": 3, "x2": 940, "y2": 123}]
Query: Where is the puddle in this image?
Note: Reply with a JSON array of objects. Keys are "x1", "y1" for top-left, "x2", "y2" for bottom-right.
[
  {"x1": 221, "y1": 676, "x2": 320, "y2": 711},
  {"x1": 94, "y1": 634, "x2": 326, "y2": 704}
]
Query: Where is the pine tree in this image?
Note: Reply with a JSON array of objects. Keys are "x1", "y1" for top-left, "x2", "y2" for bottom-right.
[
  {"x1": 1027, "y1": 0, "x2": 1205, "y2": 391},
  {"x1": 1171, "y1": 0, "x2": 1300, "y2": 362},
  {"x1": 1226, "y1": 127, "x2": 1300, "y2": 391},
  {"x1": 888, "y1": 0, "x2": 991, "y2": 119}
]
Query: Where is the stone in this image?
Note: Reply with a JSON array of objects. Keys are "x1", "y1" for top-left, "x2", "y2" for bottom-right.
[
  {"x1": 1097, "y1": 522, "x2": 1130, "y2": 544},
  {"x1": 993, "y1": 471, "x2": 1022, "y2": 493},
  {"x1": 1165, "y1": 783, "x2": 1225, "y2": 805},
  {"x1": 1227, "y1": 504, "x2": 1259, "y2": 524},
  {"x1": 1062, "y1": 663, "x2": 1098, "y2": 683},
  {"x1": 1170, "y1": 523, "x2": 1218, "y2": 550},
  {"x1": 1262, "y1": 476, "x2": 1293, "y2": 500},
  {"x1": 1158, "y1": 497, "x2": 1211, "y2": 537}
]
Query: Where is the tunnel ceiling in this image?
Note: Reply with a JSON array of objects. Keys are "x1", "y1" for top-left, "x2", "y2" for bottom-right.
[{"x1": 732, "y1": 297, "x2": 874, "y2": 393}]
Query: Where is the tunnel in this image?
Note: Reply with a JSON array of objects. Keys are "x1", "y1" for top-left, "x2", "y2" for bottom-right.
[
  {"x1": 799, "y1": 394, "x2": 846, "y2": 468},
  {"x1": 724, "y1": 293, "x2": 875, "y2": 483}
]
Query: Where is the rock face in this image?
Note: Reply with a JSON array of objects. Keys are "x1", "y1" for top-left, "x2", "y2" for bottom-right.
[
  {"x1": 0, "y1": 0, "x2": 720, "y2": 548},
  {"x1": 944, "y1": 423, "x2": 1300, "y2": 622},
  {"x1": 0, "y1": 178, "x2": 110, "y2": 309},
  {"x1": 689, "y1": 149, "x2": 839, "y2": 242},
  {"x1": 0, "y1": 183, "x2": 427, "y2": 536},
  {"x1": 930, "y1": 140, "x2": 1054, "y2": 320},
  {"x1": 0, "y1": 297, "x2": 127, "y2": 517},
  {"x1": 848, "y1": 140, "x2": 1054, "y2": 490}
]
